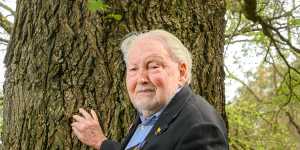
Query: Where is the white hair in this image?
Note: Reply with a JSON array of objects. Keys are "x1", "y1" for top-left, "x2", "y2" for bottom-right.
[{"x1": 120, "y1": 29, "x2": 193, "y2": 84}]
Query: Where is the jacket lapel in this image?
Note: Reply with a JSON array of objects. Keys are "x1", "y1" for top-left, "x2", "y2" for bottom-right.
[{"x1": 140, "y1": 86, "x2": 193, "y2": 149}]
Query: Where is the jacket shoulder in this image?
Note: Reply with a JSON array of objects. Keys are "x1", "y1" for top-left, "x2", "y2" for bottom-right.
[{"x1": 180, "y1": 94, "x2": 227, "y2": 134}]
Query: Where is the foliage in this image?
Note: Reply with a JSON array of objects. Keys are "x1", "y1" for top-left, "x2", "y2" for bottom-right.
[
  {"x1": 227, "y1": 62, "x2": 300, "y2": 149},
  {"x1": 0, "y1": 95, "x2": 2, "y2": 137},
  {"x1": 87, "y1": 0, "x2": 122, "y2": 21},
  {"x1": 87, "y1": 0, "x2": 109, "y2": 12},
  {"x1": 225, "y1": 0, "x2": 300, "y2": 149}
]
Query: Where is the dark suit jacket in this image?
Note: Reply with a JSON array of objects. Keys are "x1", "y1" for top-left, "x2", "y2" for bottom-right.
[{"x1": 100, "y1": 86, "x2": 229, "y2": 150}]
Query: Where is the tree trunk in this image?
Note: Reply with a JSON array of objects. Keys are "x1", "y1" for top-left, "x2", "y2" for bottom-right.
[{"x1": 3, "y1": 0, "x2": 227, "y2": 149}]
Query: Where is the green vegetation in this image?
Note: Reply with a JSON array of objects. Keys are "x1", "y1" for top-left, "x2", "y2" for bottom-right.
[
  {"x1": 227, "y1": 62, "x2": 300, "y2": 149},
  {"x1": 87, "y1": 0, "x2": 122, "y2": 21},
  {"x1": 0, "y1": 94, "x2": 3, "y2": 138},
  {"x1": 226, "y1": 0, "x2": 300, "y2": 149}
]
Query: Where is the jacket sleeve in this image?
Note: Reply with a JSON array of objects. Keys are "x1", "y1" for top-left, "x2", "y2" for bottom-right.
[
  {"x1": 175, "y1": 123, "x2": 228, "y2": 150},
  {"x1": 100, "y1": 139, "x2": 121, "y2": 150}
]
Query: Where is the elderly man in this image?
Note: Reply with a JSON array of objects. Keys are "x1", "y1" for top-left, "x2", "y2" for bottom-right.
[{"x1": 71, "y1": 30, "x2": 228, "y2": 150}]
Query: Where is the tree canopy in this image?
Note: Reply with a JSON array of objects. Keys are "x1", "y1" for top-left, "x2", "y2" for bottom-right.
[{"x1": 225, "y1": 0, "x2": 300, "y2": 149}]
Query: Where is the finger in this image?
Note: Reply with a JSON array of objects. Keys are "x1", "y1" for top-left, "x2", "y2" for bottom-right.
[
  {"x1": 72, "y1": 115, "x2": 85, "y2": 122},
  {"x1": 79, "y1": 108, "x2": 92, "y2": 120},
  {"x1": 71, "y1": 122, "x2": 76, "y2": 127},
  {"x1": 72, "y1": 126, "x2": 82, "y2": 139},
  {"x1": 90, "y1": 109, "x2": 99, "y2": 122},
  {"x1": 71, "y1": 120, "x2": 81, "y2": 126}
]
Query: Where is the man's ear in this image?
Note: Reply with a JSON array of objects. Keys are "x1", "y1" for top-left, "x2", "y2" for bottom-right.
[{"x1": 178, "y1": 63, "x2": 188, "y2": 85}]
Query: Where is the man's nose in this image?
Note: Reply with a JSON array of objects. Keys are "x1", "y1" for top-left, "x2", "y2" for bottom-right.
[{"x1": 137, "y1": 69, "x2": 149, "y2": 84}]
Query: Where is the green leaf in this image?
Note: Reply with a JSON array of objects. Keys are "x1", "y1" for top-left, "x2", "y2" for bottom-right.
[
  {"x1": 289, "y1": 18, "x2": 300, "y2": 26},
  {"x1": 87, "y1": 0, "x2": 109, "y2": 12},
  {"x1": 106, "y1": 14, "x2": 122, "y2": 21},
  {"x1": 293, "y1": 19, "x2": 300, "y2": 26}
]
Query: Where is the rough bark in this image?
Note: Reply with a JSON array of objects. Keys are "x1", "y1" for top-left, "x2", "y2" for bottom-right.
[{"x1": 3, "y1": 0, "x2": 227, "y2": 149}]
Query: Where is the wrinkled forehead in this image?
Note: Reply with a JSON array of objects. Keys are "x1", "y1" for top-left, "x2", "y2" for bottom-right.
[{"x1": 130, "y1": 40, "x2": 172, "y2": 61}]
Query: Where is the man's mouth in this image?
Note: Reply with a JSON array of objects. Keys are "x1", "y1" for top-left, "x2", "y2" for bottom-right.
[{"x1": 137, "y1": 88, "x2": 156, "y2": 93}]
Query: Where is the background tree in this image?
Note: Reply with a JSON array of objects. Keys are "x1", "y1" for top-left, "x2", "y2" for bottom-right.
[
  {"x1": 225, "y1": 0, "x2": 300, "y2": 149},
  {"x1": 227, "y1": 62, "x2": 300, "y2": 149},
  {"x1": 0, "y1": 0, "x2": 13, "y2": 44},
  {"x1": 0, "y1": 1, "x2": 15, "y2": 148},
  {"x1": 2, "y1": 0, "x2": 227, "y2": 149}
]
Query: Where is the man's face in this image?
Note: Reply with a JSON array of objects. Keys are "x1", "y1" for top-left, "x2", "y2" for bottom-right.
[{"x1": 126, "y1": 37, "x2": 186, "y2": 117}]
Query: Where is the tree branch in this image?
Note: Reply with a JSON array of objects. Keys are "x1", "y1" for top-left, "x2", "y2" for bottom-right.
[
  {"x1": 0, "y1": 37, "x2": 9, "y2": 44},
  {"x1": 269, "y1": 24, "x2": 300, "y2": 53},
  {"x1": 0, "y1": 12, "x2": 12, "y2": 34},
  {"x1": 225, "y1": 12, "x2": 242, "y2": 45},
  {"x1": 224, "y1": 65, "x2": 262, "y2": 102},
  {"x1": 269, "y1": 4, "x2": 300, "y2": 21},
  {"x1": 225, "y1": 24, "x2": 287, "y2": 39},
  {"x1": 241, "y1": 0, "x2": 300, "y2": 54},
  {"x1": 269, "y1": 34, "x2": 300, "y2": 75},
  {"x1": 0, "y1": 1, "x2": 15, "y2": 16},
  {"x1": 229, "y1": 39, "x2": 256, "y2": 44},
  {"x1": 286, "y1": 111, "x2": 300, "y2": 136}
]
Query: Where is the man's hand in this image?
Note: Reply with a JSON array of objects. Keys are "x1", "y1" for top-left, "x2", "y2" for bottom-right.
[{"x1": 71, "y1": 108, "x2": 107, "y2": 150}]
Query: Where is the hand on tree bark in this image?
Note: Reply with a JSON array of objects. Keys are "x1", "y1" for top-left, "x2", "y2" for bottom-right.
[{"x1": 71, "y1": 108, "x2": 107, "y2": 150}]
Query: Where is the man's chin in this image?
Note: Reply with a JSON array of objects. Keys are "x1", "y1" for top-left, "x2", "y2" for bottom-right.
[
  {"x1": 133, "y1": 103, "x2": 164, "y2": 116},
  {"x1": 133, "y1": 96, "x2": 154, "y2": 103}
]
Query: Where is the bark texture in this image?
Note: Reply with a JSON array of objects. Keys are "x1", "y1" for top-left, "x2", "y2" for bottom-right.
[{"x1": 3, "y1": 0, "x2": 227, "y2": 149}]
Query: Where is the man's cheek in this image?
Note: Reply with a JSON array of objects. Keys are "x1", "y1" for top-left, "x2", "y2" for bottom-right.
[
  {"x1": 126, "y1": 87, "x2": 135, "y2": 101},
  {"x1": 126, "y1": 78, "x2": 135, "y2": 89},
  {"x1": 150, "y1": 76, "x2": 164, "y2": 87}
]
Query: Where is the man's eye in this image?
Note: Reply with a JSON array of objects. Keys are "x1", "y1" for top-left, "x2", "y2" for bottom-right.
[
  {"x1": 128, "y1": 67, "x2": 137, "y2": 71},
  {"x1": 148, "y1": 64, "x2": 160, "y2": 69}
]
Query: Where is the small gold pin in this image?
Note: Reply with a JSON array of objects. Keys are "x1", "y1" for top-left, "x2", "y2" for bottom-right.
[
  {"x1": 133, "y1": 147, "x2": 139, "y2": 150},
  {"x1": 155, "y1": 127, "x2": 161, "y2": 135}
]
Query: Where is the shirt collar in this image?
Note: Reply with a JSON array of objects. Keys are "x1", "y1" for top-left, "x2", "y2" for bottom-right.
[
  {"x1": 138, "y1": 86, "x2": 183, "y2": 125},
  {"x1": 139, "y1": 108, "x2": 164, "y2": 125}
]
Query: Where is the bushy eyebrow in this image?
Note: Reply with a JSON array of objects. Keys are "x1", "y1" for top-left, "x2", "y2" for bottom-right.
[{"x1": 144, "y1": 55, "x2": 164, "y2": 63}]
